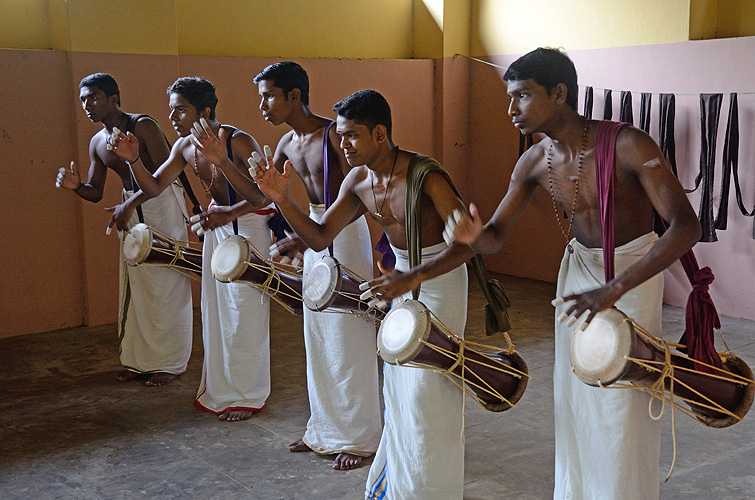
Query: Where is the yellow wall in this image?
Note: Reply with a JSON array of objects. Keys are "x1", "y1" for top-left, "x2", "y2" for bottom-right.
[
  {"x1": 690, "y1": 0, "x2": 755, "y2": 39},
  {"x1": 471, "y1": 0, "x2": 691, "y2": 56}
]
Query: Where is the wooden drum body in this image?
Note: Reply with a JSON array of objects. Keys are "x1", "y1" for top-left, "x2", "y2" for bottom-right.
[
  {"x1": 302, "y1": 256, "x2": 379, "y2": 319},
  {"x1": 570, "y1": 307, "x2": 754, "y2": 428},
  {"x1": 123, "y1": 223, "x2": 202, "y2": 277},
  {"x1": 377, "y1": 300, "x2": 528, "y2": 412},
  {"x1": 211, "y1": 234, "x2": 303, "y2": 314}
]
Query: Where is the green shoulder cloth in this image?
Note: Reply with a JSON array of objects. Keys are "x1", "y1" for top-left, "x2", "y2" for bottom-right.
[{"x1": 404, "y1": 154, "x2": 512, "y2": 335}]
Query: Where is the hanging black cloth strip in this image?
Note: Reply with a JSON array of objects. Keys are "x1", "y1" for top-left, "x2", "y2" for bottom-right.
[
  {"x1": 639, "y1": 93, "x2": 652, "y2": 133},
  {"x1": 619, "y1": 91, "x2": 633, "y2": 125},
  {"x1": 692, "y1": 94, "x2": 723, "y2": 242},
  {"x1": 224, "y1": 128, "x2": 240, "y2": 235},
  {"x1": 714, "y1": 93, "x2": 755, "y2": 235},
  {"x1": 583, "y1": 86, "x2": 593, "y2": 119},
  {"x1": 658, "y1": 93, "x2": 678, "y2": 177},
  {"x1": 603, "y1": 89, "x2": 612, "y2": 120}
]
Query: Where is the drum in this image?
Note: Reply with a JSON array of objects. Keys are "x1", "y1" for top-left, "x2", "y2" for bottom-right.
[
  {"x1": 302, "y1": 256, "x2": 380, "y2": 319},
  {"x1": 211, "y1": 234, "x2": 303, "y2": 314},
  {"x1": 123, "y1": 223, "x2": 202, "y2": 279},
  {"x1": 570, "y1": 307, "x2": 755, "y2": 428},
  {"x1": 377, "y1": 300, "x2": 528, "y2": 412}
]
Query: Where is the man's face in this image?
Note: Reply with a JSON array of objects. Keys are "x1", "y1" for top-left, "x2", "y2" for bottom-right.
[
  {"x1": 506, "y1": 79, "x2": 557, "y2": 136},
  {"x1": 257, "y1": 80, "x2": 293, "y2": 126},
  {"x1": 79, "y1": 86, "x2": 113, "y2": 123},
  {"x1": 168, "y1": 93, "x2": 200, "y2": 138},
  {"x1": 336, "y1": 116, "x2": 380, "y2": 168}
]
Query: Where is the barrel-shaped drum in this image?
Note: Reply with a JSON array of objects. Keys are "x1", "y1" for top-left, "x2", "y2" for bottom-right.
[
  {"x1": 570, "y1": 307, "x2": 754, "y2": 428},
  {"x1": 123, "y1": 223, "x2": 202, "y2": 276},
  {"x1": 377, "y1": 300, "x2": 528, "y2": 412},
  {"x1": 302, "y1": 256, "x2": 379, "y2": 318},
  {"x1": 211, "y1": 234, "x2": 303, "y2": 313}
]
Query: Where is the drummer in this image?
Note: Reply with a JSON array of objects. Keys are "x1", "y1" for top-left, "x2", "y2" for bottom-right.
[
  {"x1": 107, "y1": 77, "x2": 275, "y2": 422},
  {"x1": 56, "y1": 73, "x2": 193, "y2": 387},
  {"x1": 448, "y1": 48, "x2": 701, "y2": 500},
  {"x1": 250, "y1": 89, "x2": 476, "y2": 500}
]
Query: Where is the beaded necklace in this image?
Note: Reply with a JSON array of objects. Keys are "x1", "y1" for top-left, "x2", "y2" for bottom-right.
[
  {"x1": 547, "y1": 117, "x2": 588, "y2": 254},
  {"x1": 193, "y1": 145, "x2": 216, "y2": 199}
]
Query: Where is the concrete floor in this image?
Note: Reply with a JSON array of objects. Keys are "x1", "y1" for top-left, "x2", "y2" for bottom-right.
[{"x1": 1, "y1": 274, "x2": 754, "y2": 499}]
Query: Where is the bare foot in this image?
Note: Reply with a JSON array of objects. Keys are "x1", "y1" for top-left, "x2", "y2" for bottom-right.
[
  {"x1": 289, "y1": 439, "x2": 311, "y2": 452},
  {"x1": 145, "y1": 372, "x2": 178, "y2": 387},
  {"x1": 115, "y1": 370, "x2": 138, "y2": 382},
  {"x1": 218, "y1": 409, "x2": 255, "y2": 422},
  {"x1": 333, "y1": 453, "x2": 363, "y2": 470}
]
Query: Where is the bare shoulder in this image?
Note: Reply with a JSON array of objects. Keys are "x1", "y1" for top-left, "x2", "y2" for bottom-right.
[
  {"x1": 131, "y1": 115, "x2": 164, "y2": 141},
  {"x1": 615, "y1": 125, "x2": 663, "y2": 169},
  {"x1": 276, "y1": 130, "x2": 295, "y2": 155},
  {"x1": 512, "y1": 140, "x2": 547, "y2": 182}
]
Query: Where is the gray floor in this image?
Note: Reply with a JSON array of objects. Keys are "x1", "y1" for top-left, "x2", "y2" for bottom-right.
[{"x1": 1, "y1": 274, "x2": 754, "y2": 499}]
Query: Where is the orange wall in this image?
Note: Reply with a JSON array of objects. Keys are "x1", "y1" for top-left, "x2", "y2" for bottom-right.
[{"x1": 0, "y1": 49, "x2": 436, "y2": 338}]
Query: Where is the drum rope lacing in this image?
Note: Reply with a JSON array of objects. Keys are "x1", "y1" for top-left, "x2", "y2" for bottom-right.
[
  {"x1": 240, "y1": 241, "x2": 304, "y2": 315},
  {"x1": 392, "y1": 309, "x2": 529, "y2": 413},
  {"x1": 583, "y1": 315, "x2": 753, "y2": 480},
  {"x1": 125, "y1": 226, "x2": 203, "y2": 281}
]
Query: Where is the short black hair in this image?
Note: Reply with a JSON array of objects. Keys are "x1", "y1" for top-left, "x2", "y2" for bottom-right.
[
  {"x1": 166, "y1": 77, "x2": 218, "y2": 120},
  {"x1": 504, "y1": 47, "x2": 579, "y2": 111},
  {"x1": 79, "y1": 73, "x2": 121, "y2": 106},
  {"x1": 253, "y1": 62, "x2": 310, "y2": 105},
  {"x1": 332, "y1": 90, "x2": 392, "y2": 139}
]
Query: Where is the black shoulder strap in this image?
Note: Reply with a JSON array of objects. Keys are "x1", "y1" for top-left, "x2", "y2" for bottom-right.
[
  {"x1": 127, "y1": 113, "x2": 202, "y2": 218},
  {"x1": 225, "y1": 127, "x2": 239, "y2": 235}
]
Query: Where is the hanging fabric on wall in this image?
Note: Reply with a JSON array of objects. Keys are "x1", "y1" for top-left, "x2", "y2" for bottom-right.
[
  {"x1": 658, "y1": 93, "x2": 678, "y2": 177},
  {"x1": 619, "y1": 91, "x2": 633, "y2": 125},
  {"x1": 583, "y1": 86, "x2": 593, "y2": 119},
  {"x1": 603, "y1": 89, "x2": 612, "y2": 120},
  {"x1": 690, "y1": 93, "x2": 724, "y2": 242},
  {"x1": 639, "y1": 93, "x2": 652, "y2": 133},
  {"x1": 713, "y1": 93, "x2": 755, "y2": 238}
]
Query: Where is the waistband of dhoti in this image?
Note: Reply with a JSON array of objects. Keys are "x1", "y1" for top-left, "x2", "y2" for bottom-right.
[
  {"x1": 390, "y1": 241, "x2": 447, "y2": 261},
  {"x1": 309, "y1": 203, "x2": 326, "y2": 214},
  {"x1": 569, "y1": 231, "x2": 659, "y2": 255},
  {"x1": 209, "y1": 200, "x2": 278, "y2": 216}
]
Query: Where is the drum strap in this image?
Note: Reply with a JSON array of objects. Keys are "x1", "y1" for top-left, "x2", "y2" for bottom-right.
[
  {"x1": 595, "y1": 120, "x2": 723, "y2": 370},
  {"x1": 125, "y1": 113, "x2": 202, "y2": 221},
  {"x1": 225, "y1": 127, "x2": 240, "y2": 235},
  {"x1": 322, "y1": 121, "x2": 336, "y2": 257},
  {"x1": 405, "y1": 154, "x2": 512, "y2": 335}
]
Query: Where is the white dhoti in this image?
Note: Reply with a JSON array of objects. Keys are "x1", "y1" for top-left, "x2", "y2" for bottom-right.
[
  {"x1": 118, "y1": 183, "x2": 192, "y2": 375},
  {"x1": 194, "y1": 209, "x2": 273, "y2": 413},
  {"x1": 302, "y1": 205, "x2": 382, "y2": 455},
  {"x1": 554, "y1": 232, "x2": 663, "y2": 500},
  {"x1": 366, "y1": 242, "x2": 467, "y2": 500}
]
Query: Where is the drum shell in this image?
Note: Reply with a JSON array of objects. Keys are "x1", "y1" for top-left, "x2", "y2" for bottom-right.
[
  {"x1": 302, "y1": 256, "x2": 379, "y2": 318},
  {"x1": 124, "y1": 225, "x2": 202, "y2": 276}
]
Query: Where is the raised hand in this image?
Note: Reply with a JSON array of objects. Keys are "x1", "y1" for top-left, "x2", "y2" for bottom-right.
[
  {"x1": 110, "y1": 127, "x2": 140, "y2": 163},
  {"x1": 248, "y1": 146, "x2": 291, "y2": 203},
  {"x1": 445, "y1": 203, "x2": 484, "y2": 245},
  {"x1": 190, "y1": 118, "x2": 226, "y2": 166},
  {"x1": 56, "y1": 161, "x2": 81, "y2": 190}
]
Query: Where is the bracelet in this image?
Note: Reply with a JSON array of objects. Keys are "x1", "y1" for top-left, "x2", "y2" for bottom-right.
[
  {"x1": 125, "y1": 155, "x2": 140, "y2": 165},
  {"x1": 73, "y1": 181, "x2": 84, "y2": 192}
]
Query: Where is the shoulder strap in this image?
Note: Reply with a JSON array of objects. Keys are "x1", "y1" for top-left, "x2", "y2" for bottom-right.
[
  {"x1": 322, "y1": 121, "x2": 336, "y2": 256},
  {"x1": 404, "y1": 154, "x2": 511, "y2": 335},
  {"x1": 594, "y1": 120, "x2": 628, "y2": 282},
  {"x1": 225, "y1": 127, "x2": 240, "y2": 235}
]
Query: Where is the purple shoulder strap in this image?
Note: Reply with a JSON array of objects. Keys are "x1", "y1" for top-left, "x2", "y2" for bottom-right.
[
  {"x1": 323, "y1": 121, "x2": 336, "y2": 210},
  {"x1": 594, "y1": 120, "x2": 629, "y2": 282}
]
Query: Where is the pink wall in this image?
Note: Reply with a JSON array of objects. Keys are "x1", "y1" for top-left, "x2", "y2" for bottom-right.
[
  {"x1": 0, "y1": 49, "x2": 436, "y2": 338},
  {"x1": 465, "y1": 37, "x2": 755, "y2": 321}
]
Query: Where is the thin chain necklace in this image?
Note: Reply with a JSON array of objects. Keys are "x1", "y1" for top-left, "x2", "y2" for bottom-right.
[
  {"x1": 371, "y1": 147, "x2": 399, "y2": 219},
  {"x1": 547, "y1": 117, "x2": 588, "y2": 254},
  {"x1": 193, "y1": 145, "x2": 216, "y2": 200}
]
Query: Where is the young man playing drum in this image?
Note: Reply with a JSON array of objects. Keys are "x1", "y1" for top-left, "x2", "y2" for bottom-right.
[
  {"x1": 448, "y1": 48, "x2": 701, "y2": 500},
  {"x1": 250, "y1": 62, "x2": 382, "y2": 471},
  {"x1": 250, "y1": 89, "x2": 476, "y2": 500},
  {"x1": 107, "y1": 77, "x2": 275, "y2": 422},
  {"x1": 56, "y1": 73, "x2": 193, "y2": 387}
]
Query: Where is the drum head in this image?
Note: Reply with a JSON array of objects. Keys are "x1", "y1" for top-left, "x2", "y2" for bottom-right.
[
  {"x1": 211, "y1": 235, "x2": 250, "y2": 282},
  {"x1": 123, "y1": 223, "x2": 152, "y2": 265},
  {"x1": 377, "y1": 300, "x2": 432, "y2": 365},
  {"x1": 302, "y1": 256, "x2": 341, "y2": 311},
  {"x1": 570, "y1": 307, "x2": 635, "y2": 386}
]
